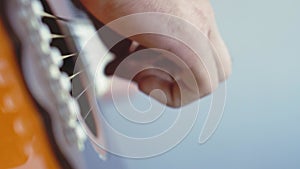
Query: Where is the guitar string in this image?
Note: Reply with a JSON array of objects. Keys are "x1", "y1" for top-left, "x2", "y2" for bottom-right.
[
  {"x1": 76, "y1": 84, "x2": 92, "y2": 100},
  {"x1": 41, "y1": 13, "x2": 99, "y2": 123},
  {"x1": 40, "y1": 14, "x2": 87, "y2": 80},
  {"x1": 69, "y1": 70, "x2": 84, "y2": 80},
  {"x1": 41, "y1": 12, "x2": 71, "y2": 22},
  {"x1": 62, "y1": 53, "x2": 78, "y2": 59},
  {"x1": 51, "y1": 34, "x2": 68, "y2": 39},
  {"x1": 83, "y1": 108, "x2": 93, "y2": 120}
]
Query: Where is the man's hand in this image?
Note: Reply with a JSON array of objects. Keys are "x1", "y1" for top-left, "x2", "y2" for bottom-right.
[{"x1": 81, "y1": 0, "x2": 232, "y2": 107}]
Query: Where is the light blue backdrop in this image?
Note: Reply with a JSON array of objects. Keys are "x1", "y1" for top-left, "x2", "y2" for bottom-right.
[{"x1": 83, "y1": 0, "x2": 300, "y2": 168}]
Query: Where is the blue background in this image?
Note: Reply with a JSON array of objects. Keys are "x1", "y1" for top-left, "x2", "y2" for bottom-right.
[{"x1": 83, "y1": 0, "x2": 300, "y2": 168}]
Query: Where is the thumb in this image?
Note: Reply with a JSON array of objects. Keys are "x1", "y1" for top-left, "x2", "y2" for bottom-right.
[{"x1": 136, "y1": 73, "x2": 181, "y2": 108}]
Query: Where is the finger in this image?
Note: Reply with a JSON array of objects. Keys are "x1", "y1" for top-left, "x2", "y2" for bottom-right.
[
  {"x1": 135, "y1": 71, "x2": 181, "y2": 108},
  {"x1": 169, "y1": 39, "x2": 220, "y2": 100}
]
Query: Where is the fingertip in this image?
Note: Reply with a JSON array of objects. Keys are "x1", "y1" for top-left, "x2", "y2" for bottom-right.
[{"x1": 137, "y1": 75, "x2": 181, "y2": 108}]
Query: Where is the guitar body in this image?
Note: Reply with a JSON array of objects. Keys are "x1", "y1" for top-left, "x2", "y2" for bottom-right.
[
  {"x1": 0, "y1": 0, "x2": 110, "y2": 168},
  {"x1": 0, "y1": 17, "x2": 61, "y2": 169}
]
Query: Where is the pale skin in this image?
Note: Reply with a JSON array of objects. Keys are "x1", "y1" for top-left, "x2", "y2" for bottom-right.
[{"x1": 80, "y1": 0, "x2": 232, "y2": 108}]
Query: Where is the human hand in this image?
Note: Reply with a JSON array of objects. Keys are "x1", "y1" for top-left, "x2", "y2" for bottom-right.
[{"x1": 81, "y1": 0, "x2": 232, "y2": 108}]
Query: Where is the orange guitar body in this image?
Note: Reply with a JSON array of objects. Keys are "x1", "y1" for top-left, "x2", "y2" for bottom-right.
[
  {"x1": 0, "y1": 19, "x2": 61, "y2": 169},
  {"x1": 0, "y1": 0, "x2": 113, "y2": 168}
]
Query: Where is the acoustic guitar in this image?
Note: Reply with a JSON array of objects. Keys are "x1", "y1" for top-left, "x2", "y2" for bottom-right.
[{"x1": 0, "y1": 0, "x2": 120, "y2": 168}]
